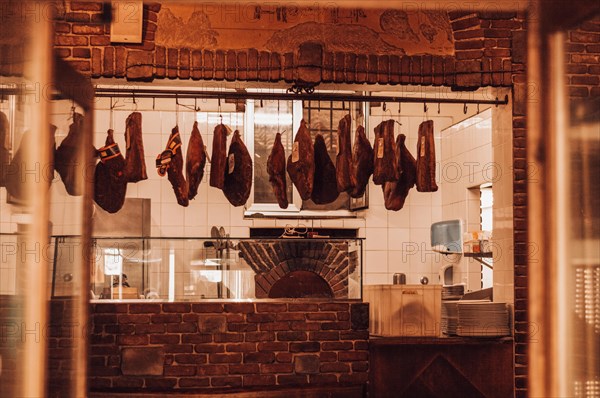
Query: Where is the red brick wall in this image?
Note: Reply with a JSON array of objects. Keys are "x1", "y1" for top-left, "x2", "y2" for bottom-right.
[
  {"x1": 49, "y1": 4, "x2": 600, "y2": 398},
  {"x1": 565, "y1": 15, "x2": 600, "y2": 99},
  {"x1": 89, "y1": 301, "x2": 369, "y2": 393},
  {"x1": 52, "y1": 3, "x2": 528, "y2": 396}
]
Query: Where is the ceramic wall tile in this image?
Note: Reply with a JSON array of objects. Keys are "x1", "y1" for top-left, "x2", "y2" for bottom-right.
[
  {"x1": 365, "y1": 228, "x2": 388, "y2": 251},
  {"x1": 365, "y1": 250, "x2": 388, "y2": 273},
  {"x1": 364, "y1": 273, "x2": 390, "y2": 285}
]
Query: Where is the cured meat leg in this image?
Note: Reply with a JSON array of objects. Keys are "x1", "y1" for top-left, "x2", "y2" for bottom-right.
[
  {"x1": 94, "y1": 129, "x2": 127, "y2": 213},
  {"x1": 335, "y1": 114, "x2": 352, "y2": 193},
  {"x1": 209, "y1": 124, "x2": 228, "y2": 189},
  {"x1": 55, "y1": 112, "x2": 96, "y2": 196},
  {"x1": 5, "y1": 125, "x2": 57, "y2": 200},
  {"x1": 383, "y1": 134, "x2": 417, "y2": 211},
  {"x1": 349, "y1": 125, "x2": 374, "y2": 198},
  {"x1": 267, "y1": 132, "x2": 288, "y2": 209},
  {"x1": 186, "y1": 121, "x2": 207, "y2": 200},
  {"x1": 311, "y1": 134, "x2": 339, "y2": 205},
  {"x1": 415, "y1": 120, "x2": 438, "y2": 192},
  {"x1": 372, "y1": 119, "x2": 400, "y2": 185},
  {"x1": 223, "y1": 130, "x2": 253, "y2": 207},
  {"x1": 156, "y1": 126, "x2": 189, "y2": 206},
  {"x1": 123, "y1": 112, "x2": 147, "y2": 183},
  {"x1": 0, "y1": 112, "x2": 10, "y2": 187},
  {"x1": 287, "y1": 120, "x2": 314, "y2": 200}
]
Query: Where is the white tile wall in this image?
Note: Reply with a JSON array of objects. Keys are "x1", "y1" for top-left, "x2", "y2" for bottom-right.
[
  {"x1": 440, "y1": 109, "x2": 493, "y2": 292},
  {"x1": 491, "y1": 88, "x2": 514, "y2": 304},
  {"x1": 32, "y1": 98, "x2": 514, "y2": 300}
]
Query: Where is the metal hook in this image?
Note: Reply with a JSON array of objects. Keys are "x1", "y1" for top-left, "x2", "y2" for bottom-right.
[
  {"x1": 398, "y1": 102, "x2": 401, "y2": 114},
  {"x1": 437, "y1": 102, "x2": 441, "y2": 114},
  {"x1": 463, "y1": 103, "x2": 468, "y2": 114},
  {"x1": 477, "y1": 103, "x2": 480, "y2": 114},
  {"x1": 383, "y1": 102, "x2": 387, "y2": 112},
  {"x1": 152, "y1": 96, "x2": 155, "y2": 111},
  {"x1": 424, "y1": 102, "x2": 428, "y2": 113}
]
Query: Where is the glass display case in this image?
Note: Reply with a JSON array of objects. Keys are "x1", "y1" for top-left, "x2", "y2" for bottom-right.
[{"x1": 49, "y1": 236, "x2": 363, "y2": 301}]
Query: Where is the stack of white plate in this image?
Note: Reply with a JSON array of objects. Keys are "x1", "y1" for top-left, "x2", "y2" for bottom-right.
[
  {"x1": 456, "y1": 300, "x2": 511, "y2": 337},
  {"x1": 442, "y1": 284, "x2": 465, "y2": 300},
  {"x1": 441, "y1": 301, "x2": 459, "y2": 335}
]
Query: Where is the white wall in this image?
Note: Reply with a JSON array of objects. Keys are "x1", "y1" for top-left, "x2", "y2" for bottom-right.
[
  {"x1": 491, "y1": 89, "x2": 514, "y2": 304},
  {"x1": 439, "y1": 108, "x2": 493, "y2": 292},
  {"x1": 42, "y1": 93, "x2": 513, "y2": 301}
]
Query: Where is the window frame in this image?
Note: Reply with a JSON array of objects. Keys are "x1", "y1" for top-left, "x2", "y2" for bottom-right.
[{"x1": 243, "y1": 91, "x2": 369, "y2": 218}]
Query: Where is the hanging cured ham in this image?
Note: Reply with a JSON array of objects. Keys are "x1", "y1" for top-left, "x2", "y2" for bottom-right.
[
  {"x1": 186, "y1": 121, "x2": 206, "y2": 200},
  {"x1": 209, "y1": 124, "x2": 228, "y2": 189},
  {"x1": 156, "y1": 126, "x2": 189, "y2": 206},
  {"x1": 372, "y1": 119, "x2": 400, "y2": 185},
  {"x1": 123, "y1": 112, "x2": 147, "y2": 183},
  {"x1": 223, "y1": 130, "x2": 253, "y2": 207},
  {"x1": 267, "y1": 132, "x2": 288, "y2": 209},
  {"x1": 383, "y1": 134, "x2": 417, "y2": 211},
  {"x1": 335, "y1": 114, "x2": 352, "y2": 193},
  {"x1": 286, "y1": 120, "x2": 314, "y2": 200},
  {"x1": 349, "y1": 125, "x2": 374, "y2": 198},
  {"x1": 6, "y1": 125, "x2": 57, "y2": 200},
  {"x1": 311, "y1": 134, "x2": 339, "y2": 205},
  {"x1": 94, "y1": 129, "x2": 127, "y2": 213},
  {"x1": 55, "y1": 112, "x2": 95, "y2": 196},
  {"x1": 0, "y1": 112, "x2": 10, "y2": 187},
  {"x1": 415, "y1": 120, "x2": 438, "y2": 192}
]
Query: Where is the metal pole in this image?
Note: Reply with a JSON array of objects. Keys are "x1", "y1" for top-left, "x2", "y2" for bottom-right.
[{"x1": 93, "y1": 87, "x2": 509, "y2": 107}]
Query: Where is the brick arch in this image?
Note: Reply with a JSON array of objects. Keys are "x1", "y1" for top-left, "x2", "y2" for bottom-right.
[
  {"x1": 53, "y1": 3, "x2": 517, "y2": 90},
  {"x1": 238, "y1": 241, "x2": 351, "y2": 299}
]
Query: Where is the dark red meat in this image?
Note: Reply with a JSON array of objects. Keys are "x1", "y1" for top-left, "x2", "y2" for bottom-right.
[
  {"x1": 186, "y1": 121, "x2": 207, "y2": 200},
  {"x1": 286, "y1": 120, "x2": 314, "y2": 200},
  {"x1": 223, "y1": 130, "x2": 253, "y2": 207},
  {"x1": 311, "y1": 134, "x2": 339, "y2": 205},
  {"x1": 267, "y1": 132, "x2": 288, "y2": 209},
  {"x1": 336, "y1": 114, "x2": 352, "y2": 193}
]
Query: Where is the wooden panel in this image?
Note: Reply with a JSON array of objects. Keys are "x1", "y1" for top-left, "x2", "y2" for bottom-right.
[
  {"x1": 364, "y1": 285, "x2": 441, "y2": 336},
  {"x1": 369, "y1": 337, "x2": 514, "y2": 398}
]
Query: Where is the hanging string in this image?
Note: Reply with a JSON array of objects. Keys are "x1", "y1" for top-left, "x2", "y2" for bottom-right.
[
  {"x1": 218, "y1": 98, "x2": 222, "y2": 125},
  {"x1": 109, "y1": 97, "x2": 114, "y2": 130},
  {"x1": 175, "y1": 94, "x2": 180, "y2": 127}
]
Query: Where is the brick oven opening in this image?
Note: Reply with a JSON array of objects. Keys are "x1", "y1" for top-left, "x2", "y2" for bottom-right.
[
  {"x1": 268, "y1": 270, "x2": 333, "y2": 298},
  {"x1": 238, "y1": 239, "x2": 357, "y2": 299}
]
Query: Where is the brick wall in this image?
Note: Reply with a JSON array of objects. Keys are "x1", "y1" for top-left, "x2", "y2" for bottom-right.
[
  {"x1": 52, "y1": 2, "x2": 527, "y2": 396},
  {"x1": 49, "y1": 4, "x2": 600, "y2": 397},
  {"x1": 565, "y1": 15, "x2": 600, "y2": 99},
  {"x1": 89, "y1": 300, "x2": 369, "y2": 393}
]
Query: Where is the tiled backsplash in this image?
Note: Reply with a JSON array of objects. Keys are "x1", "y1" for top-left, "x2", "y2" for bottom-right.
[{"x1": 0, "y1": 97, "x2": 513, "y2": 301}]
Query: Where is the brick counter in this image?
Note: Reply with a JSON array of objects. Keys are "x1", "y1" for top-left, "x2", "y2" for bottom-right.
[{"x1": 88, "y1": 300, "x2": 369, "y2": 394}]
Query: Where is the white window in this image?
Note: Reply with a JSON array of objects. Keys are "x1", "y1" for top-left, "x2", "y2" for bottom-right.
[{"x1": 244, "y1": 92, "x2": 368, "y2": 217}]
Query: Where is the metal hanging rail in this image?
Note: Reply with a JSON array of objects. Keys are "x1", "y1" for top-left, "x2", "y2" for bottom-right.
[{"x1": 94, "y1": 87, "x2": 509, "y2": 106}]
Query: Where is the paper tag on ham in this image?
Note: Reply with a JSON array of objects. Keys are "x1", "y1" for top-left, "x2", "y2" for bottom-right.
[
  {"x1": 225, "y1": 125, "x2": 233, "y2": 136},
  {"x1": 228, "y1": 153, "x2": 235, "y2": 174},
  {"x1": 377, "y1": 138, "x2": 384, "y2": 159},
  {"x1": 420, "y1": 139, "x2": 425, "y2": 157},
  {"x1": 291, "y1": 141, "x2": 299, "y2": 163}
]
